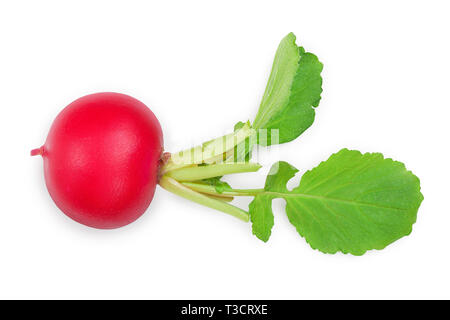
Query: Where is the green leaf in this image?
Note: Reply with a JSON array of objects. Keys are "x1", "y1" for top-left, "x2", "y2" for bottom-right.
[
  {"x1": 251, "y1": 149, "x2": 423, "y2": 255},
  {"x1": 265, "y1": 161, "x2": 299, "y2": 192},
  {"x1": 233, "y1": 121, "x2": 246, "y2": 131},
  {"x1": 249, "y1": 195, "x2": 273, "y2": 242},
  {"x1": 249, "y1": 162, "x2": 298, "y2": 242},
  {"x1": 253, "y1": 32, "x2": 323, "y2": 145},
  {"x1": 198, "y1": 176, "x2": 232, "y2": 194}
]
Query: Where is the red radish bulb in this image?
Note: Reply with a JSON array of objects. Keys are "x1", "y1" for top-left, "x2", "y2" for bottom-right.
[{"x1": 31, "y1": 92, "x2": 163, "y2": 229}]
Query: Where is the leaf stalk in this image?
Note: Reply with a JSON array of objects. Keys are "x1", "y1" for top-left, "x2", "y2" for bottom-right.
[{"x1": 159, "y1": 176, "x2": 250, "y2": 222}]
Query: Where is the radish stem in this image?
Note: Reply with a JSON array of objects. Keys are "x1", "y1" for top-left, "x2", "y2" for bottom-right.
[
  {"x1": 165, "y1": 163, "x2": 261, "y2": 182},
  {"x1": 201, "y1": 193, "x2": 234, "y2": 202},
  {"x1": 159, "y1": 176, "x2": 249, "y2": 222},
  {"x1": 163, "y1": 123, "x2": 255, "y2": 172},
  {"x1": 182, "y1": 182, "x2": 264, "y2": 197}
]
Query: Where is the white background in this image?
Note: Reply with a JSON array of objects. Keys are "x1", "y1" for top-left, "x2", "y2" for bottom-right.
[{"x1": 0, "y1": 0, "x2": 448, "y2": 299}]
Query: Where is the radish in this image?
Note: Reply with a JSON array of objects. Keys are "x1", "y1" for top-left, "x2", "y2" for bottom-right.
[
  {"x1": 31, "y1": 92, "x2": 163, "y2": 229},
  {"x1": 32, "y1": 33, "x2": 422, "y2": 255}
]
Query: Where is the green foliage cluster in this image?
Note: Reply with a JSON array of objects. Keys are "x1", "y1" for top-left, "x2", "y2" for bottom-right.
[{"x1": 160, "y1": 33, "x2": 423, "y2": 255}]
